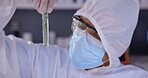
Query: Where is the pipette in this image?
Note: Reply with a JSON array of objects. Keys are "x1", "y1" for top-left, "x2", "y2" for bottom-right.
[{"x1": 42, "y1": 13, "x2": 49, "y2": 46}]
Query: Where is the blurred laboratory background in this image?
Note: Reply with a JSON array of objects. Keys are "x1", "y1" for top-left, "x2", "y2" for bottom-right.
[{"x1": 4, "y1": 0, "x2": 148, "y2": 70}]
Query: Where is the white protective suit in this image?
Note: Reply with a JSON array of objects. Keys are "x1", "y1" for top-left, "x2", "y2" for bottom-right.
[
  {"x1": 74, "y1": 0, "x2": 140, "y2": 69},
  {"x1": 0, "y1": 0, "x2": 148, "y2": 78}
]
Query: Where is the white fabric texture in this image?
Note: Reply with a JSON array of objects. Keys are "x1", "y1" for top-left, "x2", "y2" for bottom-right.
[
  {"x1": 0, "y1": 34, "x2": 148, "y2": 78},
  {"x1": 0, "y1": 0, "x2": 148, "y2": 78},
  {"x1": 0, "y1": 0, "x2": 17, "y2": 32},
  {"x1": 0, "y1": 0, "x2": 18, "y2": 77},
  {"x1": 74, "y1": 0, "x2": 140, "y2": 69}
]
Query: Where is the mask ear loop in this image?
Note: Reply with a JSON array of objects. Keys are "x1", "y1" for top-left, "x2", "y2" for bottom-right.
[
  {"x1": 85, "y1": 59, "x2": 109, "y2": 71},
  {"x1": 103, "y1": 59, "x2": 109, "y2": 64}
]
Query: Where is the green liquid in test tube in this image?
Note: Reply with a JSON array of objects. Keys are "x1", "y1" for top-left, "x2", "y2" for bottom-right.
[{"x1": 42, "y1": 13, "x2": 49, "y2": 46}]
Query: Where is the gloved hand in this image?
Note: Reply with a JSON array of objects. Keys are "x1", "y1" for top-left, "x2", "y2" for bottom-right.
[{"x1": 32, "y1": 0, "x2": 55, "y2": 14}]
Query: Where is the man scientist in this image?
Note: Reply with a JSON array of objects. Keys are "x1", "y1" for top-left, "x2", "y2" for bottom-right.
[{"x1": 0, "y1": 0, "x2": 148, "y2": 78}]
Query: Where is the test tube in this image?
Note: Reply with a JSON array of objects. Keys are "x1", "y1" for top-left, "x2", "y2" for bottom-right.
[{"x1": 42, "y1": 13, "x2": 49, "y2": 46}]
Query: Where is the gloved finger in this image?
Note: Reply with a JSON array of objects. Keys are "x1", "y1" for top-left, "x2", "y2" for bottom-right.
[
  {"x1": 38, "y1": 0, "x2": 49, "y2": 14},
  {"x1": 47, "y1": 0, "x2": 54, "y2": 13},
  {"x1": 32, "y1": 0, "x2": 40, "y2": 10}
]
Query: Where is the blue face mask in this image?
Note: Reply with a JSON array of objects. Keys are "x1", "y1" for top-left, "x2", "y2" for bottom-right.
[{"x1": 69, "y1": 28, "x2": 106, "y2": 69}]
